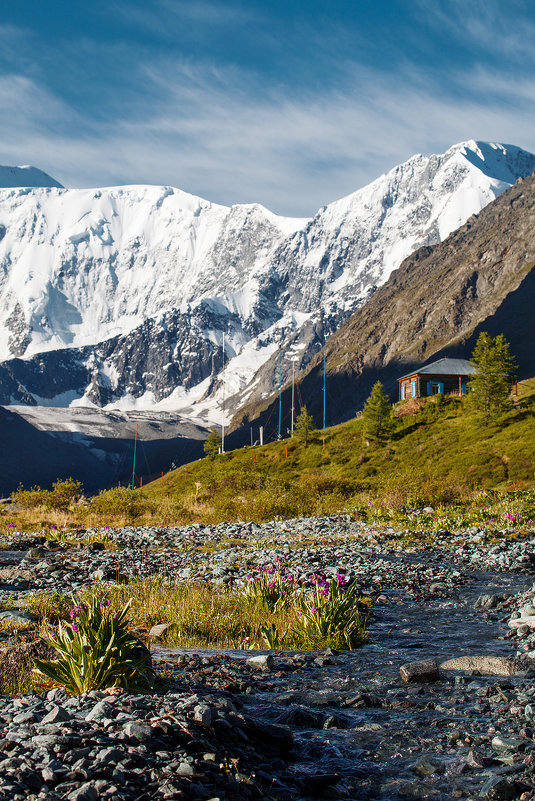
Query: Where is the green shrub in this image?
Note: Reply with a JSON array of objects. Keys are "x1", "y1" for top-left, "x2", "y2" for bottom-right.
[
  {"x1": 11, "y1": 484, "x2": 48, "y2": 509},
  {"x1": 90, "y1": 487, "x2": 150, "y2": 519},
  {"x1": 45, "y1": 478, "x2": 83, "y2": 511}
]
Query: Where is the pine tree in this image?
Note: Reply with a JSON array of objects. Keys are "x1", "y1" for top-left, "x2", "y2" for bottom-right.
[
  {"x1": 361, "y1": 381, "x2": 394, "y2": 442},
  {"x1": 293, "y1": 406, "x2": 316, "y2": 447},
  {"x1": 468, "y1": 332, "x2": 516, "y2": 424},
  {"x1": 203, "y1": 428, "x2": 221, "y2": 459}
]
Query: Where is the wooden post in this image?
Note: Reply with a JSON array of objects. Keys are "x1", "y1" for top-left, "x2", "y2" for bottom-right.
[
  {"x1": 140, "y1": 477, "x2": 143, "y2": 489},
  {"x1": 322, "y1": 438, "x2": 326, "y2": 450},
  {"x1": 285, "y1": 445, "x2": 288, "y2": 458}
]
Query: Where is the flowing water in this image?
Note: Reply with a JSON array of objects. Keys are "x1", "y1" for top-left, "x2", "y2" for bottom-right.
[{"x1": 155, "y1": 564, "x2": 534, "y2": 800}]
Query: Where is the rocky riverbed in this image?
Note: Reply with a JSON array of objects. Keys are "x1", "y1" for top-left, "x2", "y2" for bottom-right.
[{"x1": 2, "y1": 516, "x2": 535, "y2": 799}]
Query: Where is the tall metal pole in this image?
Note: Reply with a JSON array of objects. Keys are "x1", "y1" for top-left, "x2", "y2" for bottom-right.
[
  {"x1": 221, "y1": 332, "x2": 225, "y2": 453},
  {"x1": 278, "y1": 350, "x2": 282, "y2": 440},
  {"x1": 291, "y1": 360, "x2": 295, "y2": 435},
  {"x1": 323, "y1": 339, "x2": 327, "y2": 431},
  {"x1": 131, "y1": 423, "x2": 138, "y2": 490}
]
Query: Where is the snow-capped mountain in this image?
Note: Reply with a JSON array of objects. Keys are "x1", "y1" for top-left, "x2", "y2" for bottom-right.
[
  {"x1": 0, "y1": 140, "x2": 533, "y2": 422},
  {"x1": 0, "y1": 165, "x2": 63, "y2": 189}
]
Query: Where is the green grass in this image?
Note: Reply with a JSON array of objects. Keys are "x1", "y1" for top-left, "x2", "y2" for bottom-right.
[{"x1": 22, "y1": 576, "x2": 371, "y2": 653}]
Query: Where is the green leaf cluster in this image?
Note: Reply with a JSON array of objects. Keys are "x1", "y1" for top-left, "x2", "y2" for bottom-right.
[
  {"x1": 293, "y1": 577, "x2": 369, "y2": 649},
  {"x1": 33, "y1": 594, "x2": 154, "y2": 695}
]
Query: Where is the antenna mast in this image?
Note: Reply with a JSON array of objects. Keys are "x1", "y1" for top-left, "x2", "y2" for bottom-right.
[
  {"x1": 131, "y1": 423, "x2": 138, "y2": 490},
  {"x1": 323, "y1": 339, "x2": 327, "y2": 431},
  {"x1": 221, "y1": 332, "x2": 225, "y2": 453},
  {"x1": 291, "y1": 359, "x2": 295, "y2": 435},
  {"x1": 278, "y1": 350, "x2": 282, "y2": 440}
]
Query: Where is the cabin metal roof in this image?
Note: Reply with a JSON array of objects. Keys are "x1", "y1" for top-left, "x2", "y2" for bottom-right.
[{"x1": 398, "y1": 358, "x2": 476, "y2": 381}]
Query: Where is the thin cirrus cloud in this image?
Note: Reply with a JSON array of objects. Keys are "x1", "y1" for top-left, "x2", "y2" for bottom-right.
[{"x1": 0, "y1": 31, "x2": 535, "y2": 215}]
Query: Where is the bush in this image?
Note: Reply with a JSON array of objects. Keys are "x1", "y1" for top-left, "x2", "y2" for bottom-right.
[
  {"x1": 45, "y1": 478, "x2": 83, "y2": 511},
  {"x1": 90, "y1": 487, "x2": 149, "y2": 519},
  {"x1": 11, "y1": 478, "x2": 83, "y2": 512},
  {"x1": 11, "y1": 484, "x2": 48, "y2": 509}
]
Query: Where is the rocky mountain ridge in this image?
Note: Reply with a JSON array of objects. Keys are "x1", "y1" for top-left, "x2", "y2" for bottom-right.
[{"x1": 232, "y1": 167, "x2": 535, "y2": 433}]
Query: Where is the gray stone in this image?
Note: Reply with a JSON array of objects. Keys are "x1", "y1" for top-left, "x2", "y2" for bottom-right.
[
  {"x1": 491, "y1": 735, "x2": 523, "y2": 752},
  {"x1": 123, "y1": 722, "x2": 153, "y2": 741},
  {"x1": 0, "y1": 610, "x2": 36, "y2": 624},
  {"x1": 176, "y1": 762, "x2": 196, "y2": 776},
  {"x1": 246, "y1": 654, "x2": 274, "y2": 671},
  {"x1": 84, "y1": 700, "x2": 113, "y2": 722},
  {"x1": 193, "y1": 704, "x2": 213, "y2": 726},
  {"x1": 67, "y1": 783, "x2": 98, "y2": 801},
  {"x1": 400, "y1": 658, "x2": 440, "y2": 683},
  {"x1": 440, "y1": 655, "x2": 522, "y2": 676},
  {"x1": 148, "y1": 622, "x2": 174, "y2": 639},
  {"x1": 41, "y1": 705, "x2": 71, "y2": 724}
]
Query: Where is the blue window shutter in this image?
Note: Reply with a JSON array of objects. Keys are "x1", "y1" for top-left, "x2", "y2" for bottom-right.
[
  {"x1": 438, "y1": 382, "x2": 444, "y2": 394},
  {"x1": 401, "y1": 384, "x2": 405, "y2": 400},
  {"x1": 461, "y1": 382, "x2": 466, "y2": 395},
  {"x1": 426, "y1": 381, "x2": 432, "y2": 396},
  {"x1": 411, "y1": 380, "x2": 416, "y2": 398}
]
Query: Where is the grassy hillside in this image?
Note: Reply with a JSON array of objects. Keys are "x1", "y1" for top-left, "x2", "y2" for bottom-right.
[
  {"x1": 140, "y1": 382, "x2": 535, "y2": 529},
  {"x1": 4, "y1": 381, "x2": 535, "y2": 534}
]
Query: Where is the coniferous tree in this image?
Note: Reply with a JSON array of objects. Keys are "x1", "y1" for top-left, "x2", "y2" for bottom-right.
[
  {"x1": 361, "y1": 381, "x2": 394, "y2": 442},
  {"x1": 203, "y1": 428, "x2": 221, "y2": 459},
  {"x1": 293, "y1": 406, "x2": 316, "y2": 447},
  {"x1": 468, "y1": 332, "x2": 516, "y2": 424}
]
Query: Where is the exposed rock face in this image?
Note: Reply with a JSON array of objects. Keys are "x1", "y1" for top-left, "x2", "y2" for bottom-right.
[{"x1": 233, "y1": 168, "x2": 535, "y2": 431}]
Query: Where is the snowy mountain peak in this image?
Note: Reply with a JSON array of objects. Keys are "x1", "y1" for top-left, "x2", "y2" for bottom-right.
[
  {"x1": 0, "y1": 141, "x2": 534, "y2": 420},
  {"x1": 0, "y1": 165, "x2": 63, "y2": 189}
]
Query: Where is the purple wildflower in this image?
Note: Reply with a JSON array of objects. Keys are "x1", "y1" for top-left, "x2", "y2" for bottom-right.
[
  {"x1": 71, "y1": 623, "x2": 80, "y2": 633},
  {"x1": 99, "y1": 599, "x2": 110, "y2": 608}
]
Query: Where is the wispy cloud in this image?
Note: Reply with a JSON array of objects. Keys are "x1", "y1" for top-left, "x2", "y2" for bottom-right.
[{"x1": 1, "y1": 12, "x2": 535, "y2": 215}]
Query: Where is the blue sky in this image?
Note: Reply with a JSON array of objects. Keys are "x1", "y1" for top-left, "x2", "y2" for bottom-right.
[{"x1": 1, "y1": 0, "x2": 535, "y2": 215}]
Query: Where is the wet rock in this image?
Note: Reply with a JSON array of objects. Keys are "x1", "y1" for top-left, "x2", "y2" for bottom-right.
[
  {"x1": 479, "y1": 775, "x2": 517, "y2": 800},
  {"x1": 400, "y1": 658, "x2": 440, "y2": 683},
  {"x1": 440, "y1": 656, "x2": 523, "y2": 676}
]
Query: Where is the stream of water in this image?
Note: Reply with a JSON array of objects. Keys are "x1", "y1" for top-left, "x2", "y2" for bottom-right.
[{"x1": 155, "y1": 565, "x2": 534, "y2": 800}]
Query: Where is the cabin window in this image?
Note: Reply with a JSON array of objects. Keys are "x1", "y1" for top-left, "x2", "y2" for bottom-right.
[
  {"x1": 411, "y1": 380, "x2": 417, "y2": 398},
  {"x1": 401, "y1": 384, "x2": 405, "y2": 400}
]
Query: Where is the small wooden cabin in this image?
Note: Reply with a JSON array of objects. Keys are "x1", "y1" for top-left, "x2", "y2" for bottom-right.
[{"x1": 398, "y1": 358, "x2": 476, "y2": 401}]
